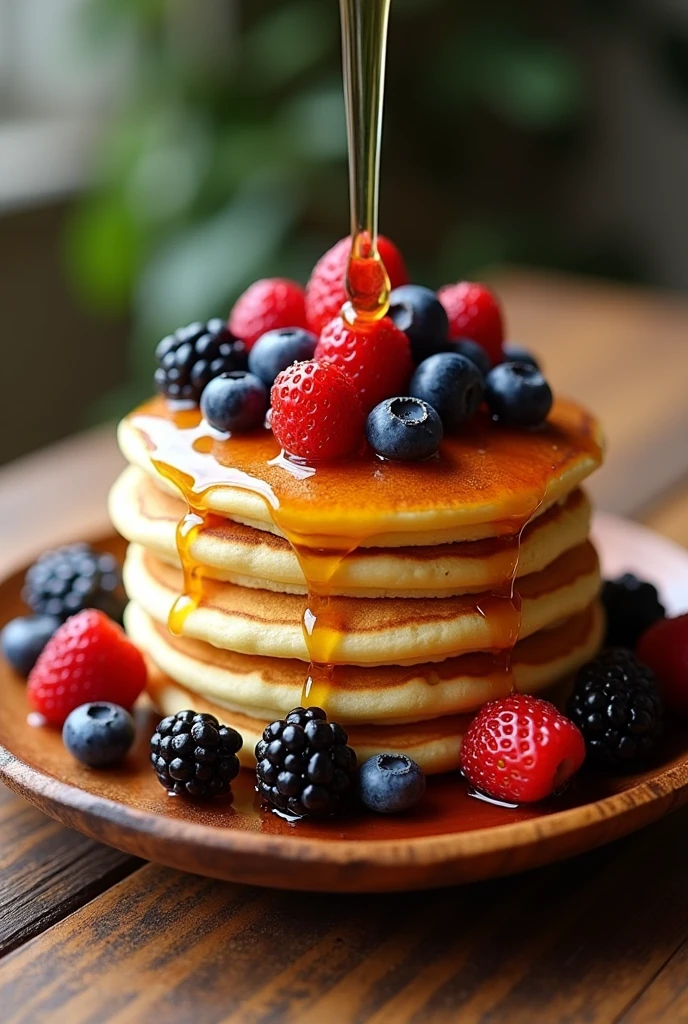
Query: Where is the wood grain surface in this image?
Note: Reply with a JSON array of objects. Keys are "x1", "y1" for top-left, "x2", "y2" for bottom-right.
[
  {"x1": 2, "y1": 805, "x2": 688, "y2": 1023},
  {"x1": 2, "y1": 271, "x2": 688, "y2": 1021},
  {"x1": 0, "y1": 784, "x2": 140, "y2": 957}
]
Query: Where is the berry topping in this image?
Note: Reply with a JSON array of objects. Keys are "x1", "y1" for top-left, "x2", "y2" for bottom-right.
[
  {"x1": 503, "y1": 343, "x2": 540, "y2": 370},
  {"x1": 485, "y1": 362, "x2": 553, "y2": 428},
  {"x1": 602, "y1": 573, "x2": 666, "y2": 649},
  {"x1": 437, "y1": 282, "x2": 504, "y2": 365},
  {"x1": 0, "y1": 615, "x2": 60, "y2": 677},
  {"x1": 27, "y1": 609, "x2": 147, "y2": 727},
  {"x1": 200, "y1": 371, "x2": 268, "y2": 433},
  {"x1": 229, "y1": 278, "x2": 308, "y2": 350},
  {"x1": 388, "y1": 285, "x2": 449, "y2": 364},
  {"x1": 366, "y1": 397, "x2": 443, "y2": 462},
  {"x1": 358, "y1": 754, "x2": 426, "y2": 814},
  {"x1": 305, "y1": 235, "x2": 409, "y2": 335},
  {"x1": 314, "y1": 314, "x2": 413, "y2": 414},
  {"x1": 154, "y1": 319, "x2": 247, "y2": 403},
  {"x1": 447, "y1": 338, "x2": 492, "y2": 379},
  {"x1": 248, "y1": 327, "x2": 318, "y2": 387},
  {"x1": 151, "y1": 710, "x2": 243, "y2": 798},
  {"x1": 270, "y1": 359, "x2": 365, "y2": 462},
  {"x1": 63, "y1": 702, "x2": 135, "y2": 768},
  {"x1": 23, "y1": 543, "x2": 125, "y2": 623},
  {"x1": 409, "y1": 352, "x2": 484, "y2": 432},
  {"x1": 638, "y1": 614, "x2": 688, "y2": 716},
  {"x1": 567, "y1": 649, "x2": 663, "y2": 770},
  {"x1": 460, "y1": 694, "x2": 586, "y2": 804},
  {"x1": 255, "y1": 706, "x2": 357, "y2": 818}
]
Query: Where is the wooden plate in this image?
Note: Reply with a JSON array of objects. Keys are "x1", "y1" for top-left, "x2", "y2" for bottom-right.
[{"x1": 1, "y1": 514, "x2": 687, "y2": 893}]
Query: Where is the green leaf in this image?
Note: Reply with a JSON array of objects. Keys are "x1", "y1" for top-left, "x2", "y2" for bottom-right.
[
  {"x1": 278, "y1": 81, "x2": 346, "y2": 161},
  {"x1": 434, "y1": 31, "x2": 584, "y2": 131},
  {"x1": 63, "y1": 196, "x2": 141, "y2": 312},
  {"x1": 242, "y1": 1, "x2": 337, "y2": 91},
  {"x1": 134, "y1": 179, "x2": 303, "y2": 340}
]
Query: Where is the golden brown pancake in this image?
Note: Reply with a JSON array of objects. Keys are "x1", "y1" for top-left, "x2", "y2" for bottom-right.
[
  {"x1": 110, "y1": 465, "x2": 593, "y2": 598},
  {"x1": 123, "y1": 541, "x2": 601, "y2": 665},
  {"x1": 118, "y1": 395, "x2": 603, "y2": 546},
  {"x1": 127, "y1": 599, "x2": 603, "y2": 722}
]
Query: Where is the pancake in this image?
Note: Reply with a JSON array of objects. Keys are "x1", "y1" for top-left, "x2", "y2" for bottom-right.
[
  {"x1": 147, "y1": 664, "x2": 471, "y2": 774},
  {"x1": 123, "y1": 541, "x2": 601, "y2": 665},
  {"x1": 118, "y1": 395, "x2": 603, "y2": 546},
  {"x1": 110, "y1": 465, "x2": 593, "y2": 598},
  {"x1": 126, "y1": 599, "x2": 604, "y2": 723}
]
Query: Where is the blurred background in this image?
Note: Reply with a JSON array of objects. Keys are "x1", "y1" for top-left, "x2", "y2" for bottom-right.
[{"x1": 2, "y1": 0, "x2": 688, "y2": 466}]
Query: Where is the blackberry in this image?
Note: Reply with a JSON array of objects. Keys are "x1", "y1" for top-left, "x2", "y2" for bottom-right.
[
  {"x1": 255, "y1": 706, "x2": 357, "y2": 818},
  {"x1": 567, "y1": 648, "x2": 663, "y2": 770},
  {"x1": 154, "y1": 319, "x2": 248, "y2": 402},
  {"x1": 23, "y1": 543, "x2": 124, "y2": 623},
  {"x1": 602, "y1": 573, "x2": 666, "y2": 649},
  {"x1": 151, "y1": 710, "x2": 243, "y2": 798}
]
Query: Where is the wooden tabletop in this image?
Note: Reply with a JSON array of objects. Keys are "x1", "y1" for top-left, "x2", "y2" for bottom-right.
[{"x1": 2, "y1": 270, "x2": 688, "y2": 1023}]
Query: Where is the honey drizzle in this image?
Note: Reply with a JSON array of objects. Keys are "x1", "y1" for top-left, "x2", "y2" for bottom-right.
[{"x1": 340, "y1": 0, "x2": 392, "y2": 322}]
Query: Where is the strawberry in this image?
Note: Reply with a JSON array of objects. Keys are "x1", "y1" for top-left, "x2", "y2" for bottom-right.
[
  {"x1": 638, "y1": 613, "x2": 688, "y2": 716},
  {"x1": 27, "y1": 610, "x2": 147, "y2": 727},
  {"x1": 305, "y1": 236, "x2": 409, "y2": 334},
  {"x1": 314, "y1": 315, "x2": 413, "y2": 414},
  {"x1": 460, "y1": 694, "x2": 586, "y2": 804},
  {"x1": 437, "y1": 282, "x2": 504, "y2": 366},
  {"x1": 229, "y1": 278, "x2": 308, "y2": 349},
  {"x1": 270, "y1": 359, "x2": 365, "y2": 462}
]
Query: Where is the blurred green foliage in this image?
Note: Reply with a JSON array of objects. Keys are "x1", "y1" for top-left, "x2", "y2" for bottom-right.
[{"x1": 65, "y1": 0, "x2": 688, "y2": 413}]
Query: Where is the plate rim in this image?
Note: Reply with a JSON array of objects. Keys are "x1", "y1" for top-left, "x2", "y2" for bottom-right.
[{"x1": 2, "y1": 513, "x2": 688, "y2": 891}]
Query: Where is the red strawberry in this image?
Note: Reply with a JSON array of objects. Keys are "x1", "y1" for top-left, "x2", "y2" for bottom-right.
[
  {"x1": 638, "y1": 613, "x2": 688, "y2": 716},
  {"x1": 27, "y1": 610, "x2": 147, "y2": 727},
  {"x1": 314, "y1": 315, "x2": 413, "y2": 414},
  {"x1": 229, "y1": 278, "x2": 308, "y2": 349},
  {"x1": 437, "y1": 282, "x2": 504, "y2": 366},
  {"x1": 460, "y1": 694, "x2": 586, "y2": 804},
  {"x1": 270, "y1": 359, "x2": 365, "y2": 462},
  {"x1": 305, "y1": 236, "x2": 409, "y2": 334}
]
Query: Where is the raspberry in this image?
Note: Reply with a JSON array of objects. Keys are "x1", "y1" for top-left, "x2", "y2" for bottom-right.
[
  {"x1": 305, "y1": 236, "x2": 409, "y2": 334},
  {"x1": 27, "y1": 610, "x2": 147, "y2": 727},
  {"x1": 460, "y1": 694, "x2": 586, "y2": 804},
  {"x1": 270, "y1": 359, "x2": 365, "y2": 462},
  {"x1": 437, "y1": 282, "x2": 504, "y2": 366},
  {"x1": 229, "y1": 278, "x2": 308, "y2": 349},
  {"x1": 314, "y1": 315, "x2": 413, "y2": 413},
  {"x1": 638, "y1": 614, "x2": 688, "y2": 716}
]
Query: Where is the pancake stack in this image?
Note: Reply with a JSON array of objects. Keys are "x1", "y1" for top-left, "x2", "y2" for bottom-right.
[{"x1": 110, "y1": 394, "x2": 604, "y2": 773}]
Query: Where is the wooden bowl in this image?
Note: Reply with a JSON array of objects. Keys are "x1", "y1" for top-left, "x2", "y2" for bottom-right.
[{"x1": 0, "y1": 515, "x2": 687, "y2": 893}]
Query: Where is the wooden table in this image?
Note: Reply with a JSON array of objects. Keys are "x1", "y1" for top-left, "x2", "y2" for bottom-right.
[{"x1": 2, "y1": 271, "x2": 688, "y2": 1023}]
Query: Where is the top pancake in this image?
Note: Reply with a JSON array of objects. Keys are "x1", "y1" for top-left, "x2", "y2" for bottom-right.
[{"x1": 118, "y1": 395, "x2": 603, "y2": 547}]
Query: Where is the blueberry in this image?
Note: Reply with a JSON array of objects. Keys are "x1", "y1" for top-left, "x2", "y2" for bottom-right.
[
  {"x1": 389, "y1": 285, "x2": 448, "y2": 364},
  {"x1": 248, "y1": 327, "x2": 317, "y2": 387},
  {"x1": 0, "y1": 615, "x2": 60, "y2": 676},
  {"x1": 503, "y1": 343, "x2": 540, "y2": 370},
  {"x1": 446, "y1": 338, "x2": 492, "y2": 379},
  {"x1": 62, "y1": 702, "x2": 136, "y2": 768},
  {"x1": 200, "y1": 371, "x2": 268, "y2": 432},
  {"x1": 409, "y1": 353, "x2": 484, "y2": 432},
  {"x1": 358, "y1": 754, "x2": 426, "y2": 814},
  {"x1": 485, "y1": 362, "x2": 553, "y2": 427},
  {"x1": 366, "y1": 397, "x2": 443, "y2": 461}
]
